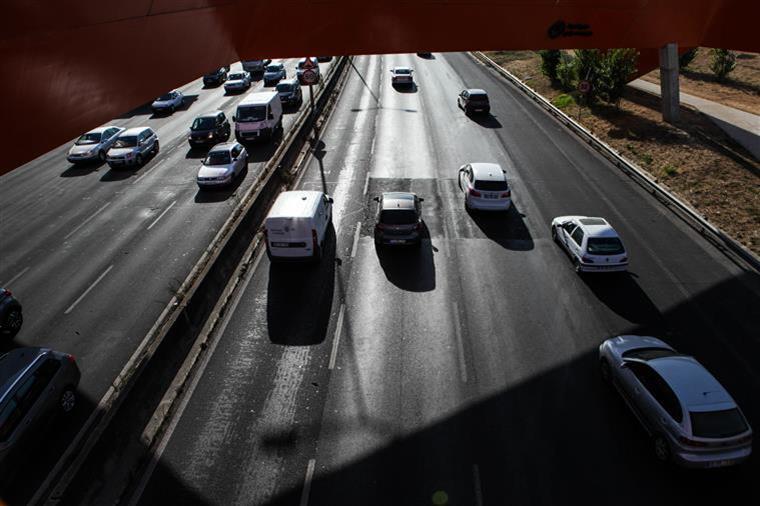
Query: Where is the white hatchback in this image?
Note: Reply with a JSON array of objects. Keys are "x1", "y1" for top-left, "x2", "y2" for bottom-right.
[
  {"x1": 551, "y1": 216, "x2": 628, "y2": 273},
  {"x1": 151, "y1": 90, "x2": 184, "y2": 114},
  {"x1": 196, "y1": 142, "x2": 247, "y2": 188},
  {"x1": 224, "y1": 71, "x2": 252, "y2": 93},
  {"x1": 390, "y1": 66, "x2": 414, "y2": 86},
  {"x1": 458, "y1": 163, "x2": 511, "y2": 211}
]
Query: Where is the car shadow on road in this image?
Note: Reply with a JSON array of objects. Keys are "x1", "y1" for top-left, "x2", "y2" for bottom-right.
[
  {"x1": 416, "y1": 53, "x2": 436, "y2": 59},
  {"x1": 185, "y1": 146, "x2": 210, "y2": 159},
  {"x1": 392, "y1": 83, "x2": 418, "y2": 94},
  {"x1": 267, "y1": 225, "x2": 336, "y2": 345},
  {"x1": 193, "y1": 166, "x2": 248, "y2": 203},
  {"x1": 242, "y1": 137, "x2": 280, "y2": 163},
  {"x1": 469, "y1": 113, "x2": 502, "y2": 128},
  {"x1": 282, "y1": 103, "x2": 303, "y2": 115},
  {"x1": 60, "y1": 160, "x2": 107, "y2": 178},
  {"x1": 99, "y1": 166, "x2": 139, "y2": 182},
  {"x1": 582, "y1": 272, "x2": 665, "y2": 331},
  {"x1": 467, "y1": 205, "x2": 534, "y2": 250},
  {"x1": 375, "y1": 225, "x2": 436, "y2": 292}
]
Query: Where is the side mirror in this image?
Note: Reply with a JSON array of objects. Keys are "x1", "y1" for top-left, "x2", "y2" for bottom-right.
[
  {"x1": 373, "y1": 196, "x2": 380, "y2": 202},
  {"x1": 418, "y1": 198, "x2": 424, "y2": 202},
  {"x1": 232, "y1": 117, "x2": 236, "y2": 122},
  {"x1": 327, "y1": 197, "x2": 334, "y2": 204}
]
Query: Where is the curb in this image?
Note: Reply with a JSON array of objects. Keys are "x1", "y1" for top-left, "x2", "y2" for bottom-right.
[{"x1": 470, "y1": 51, "x2": 760, "y2": 273}]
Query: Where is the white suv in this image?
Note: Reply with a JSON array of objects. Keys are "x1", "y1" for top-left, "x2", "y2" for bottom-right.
[
  {"x1": 458, "y1": 163, "x2": 511, "y2": 211},
  {"x1": 551, "y1": 216, "x2": 628, "y2": 273},
  {"x1": 106, "y1": 127, "x2": 159, "y2": 168}
]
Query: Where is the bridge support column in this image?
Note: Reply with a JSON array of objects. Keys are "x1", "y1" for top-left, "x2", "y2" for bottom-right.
[{"x1": 659, "y1": 42, "x2": 680, "y2": 123}]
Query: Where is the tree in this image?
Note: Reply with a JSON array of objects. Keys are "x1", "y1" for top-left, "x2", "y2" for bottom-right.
[
  {"x1": 679, "y1": 48, "x2": 698, "y2": 69},
  {"x1": 598, "y1": 48, "x2": 638, "y2": 106},
  {"x1": 538, "y1": 50, "x2": 562, "y2": 83},
  {"x1": 574, "y1": 49, "x2": 603, "y2": 102},
  {"x1": 709, "y1": 48, "x2": 736, "y2": 80},
  {"x1": 556, "y1": 53, "x2": 577, "y2": 91}
]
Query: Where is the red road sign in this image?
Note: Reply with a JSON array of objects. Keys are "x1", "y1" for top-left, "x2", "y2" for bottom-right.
[
  {"x1": 578, "y1": 80, "x2": 591, "y2": 93},
  {"x1": 302, "y1": 69, "x2": 318, "y2": 85},
  {"x1": 302, "y1": 57, "x2": 315, "y2": 69}
]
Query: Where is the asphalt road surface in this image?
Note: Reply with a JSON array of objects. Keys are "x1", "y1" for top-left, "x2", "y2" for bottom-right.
[
  {"x1": 131, "y1": 53, "x2": 759, "y2": 506},
  {"x1": 0, "y1": 57, "x2": 333, "y2": 502}
]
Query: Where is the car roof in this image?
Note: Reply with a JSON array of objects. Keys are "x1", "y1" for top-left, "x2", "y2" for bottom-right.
[
  {"x1": 278, "y1": 78, "x2": 299, "y2": 86},
  {"x1": 572, "y1": 217, "x2": 618, "y2": 238},
  {"x1": 648, "y1": 356, "x2": 735, "y2": 409},
  {"x1": 239, "y1": 90, "x2": 278, "y2": 105},
  {"x1": 268, "y1": 191, "x2": 323, "y2": 218},
  {"x1": 466, "y1": 88, "x2": 488, "y2": 95},
  {"x1": 85, "y1": 126, "x2": 111, "y2": 134},
  {"x1": 121, "y1": 127, "x2": 151, "y2": 136},
  {"x1": 208, "y1": 142, "x2": 237, "y2": 153},
  {"x1": 0, "y1": 347, "x2": 47, "y2": 400},
  {"x1": 197, "y1": 110, "x2": 223, "y2": 119},
  {"x1": 393, "y1": 66, "x2": 412, "y2": 71},
  {"x1": 381, "y1": 192, "x2": 416, "y2": 210},
  {"x1": 470, "y1": 163, "x2": 505, "y2": 181}
]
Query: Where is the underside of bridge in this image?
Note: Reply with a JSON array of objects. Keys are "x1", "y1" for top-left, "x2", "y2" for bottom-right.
[{"x1": 1, "y1": 0, "x2": 758, "y2": 173}]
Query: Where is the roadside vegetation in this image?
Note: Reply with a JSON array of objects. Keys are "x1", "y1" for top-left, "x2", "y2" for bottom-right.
[{"x1": 484, "y1": 49, "x2": 760, "y2": 255}]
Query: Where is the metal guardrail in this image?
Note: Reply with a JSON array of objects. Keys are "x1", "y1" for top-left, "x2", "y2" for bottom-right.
[
  {"x1": 471, "y1": 51, "x2": 760, "y2": 273},
  {"x1": 32, "y1": 55, "x2": 351, "y2": 506}
]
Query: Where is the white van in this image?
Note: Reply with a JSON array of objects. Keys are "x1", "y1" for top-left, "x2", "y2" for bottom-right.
[
  {"x1": 233, "y1": 91, "x2": 283, "y2": 142},
  {"x1": 264, "y1": 191, "x2": 333, "y2": 262}
]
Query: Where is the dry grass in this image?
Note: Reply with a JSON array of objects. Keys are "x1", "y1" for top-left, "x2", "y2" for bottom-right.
[{"x1": 483, "y1": 51, "x2": 760, "y2": 256}]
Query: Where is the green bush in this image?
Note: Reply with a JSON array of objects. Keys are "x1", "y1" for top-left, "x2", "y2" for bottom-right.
[
  {"x1": 552, "y1": 94, "x2": 575, "y2": 109},
  {"x1": 679, "y1": 48, "x2": 698, "y2": 69},
  {"x1": 556, "y1": 54, "x2": 577, "y2": 91},
  {"x1": 538, "y1": 50, "x2": 562, "y2": 82},
  {"x1": 709, "y1": 48, "x2": 736, "y2": 80},
  {"x1": 574, "y1": 49, "x2": 603, "y2": 102},
  {"x1": 597, "y1": 48, "x2": 638, "y2": 106}
]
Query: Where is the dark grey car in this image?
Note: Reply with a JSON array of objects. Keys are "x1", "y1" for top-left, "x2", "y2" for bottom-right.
[
  {"x1": 0, "y1": 288, "x2": 22, "y2": 339},
  {"x1": 188, "y1": 111, "x2": 231, "y2": 148},
  {"x1": 373, "y1": 192, "x2": 424, "y2": 247},
  {"x1": 0, "y1": 347, "x2": 81, "y2": 474}
]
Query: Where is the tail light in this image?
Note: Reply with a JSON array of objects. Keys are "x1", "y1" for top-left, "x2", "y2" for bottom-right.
[
  {"x1": 312, "y1": 229, "x2": 318, "y2": 250},
  {"x1": 736, "y1": 434, "x2": 753, "y2": 445},
  {"x1": 581, "y1": 256, "x2": 594, "y2": 263},
  {"x1": 500, "y1": 190, "x2": 511, "y2": 198},
  {"x1": 620, "y1": 256, "x2": 628, "y2": 262},
  {"x1": 415, "y1": 222, "x2": 422, "y2": 231},
  {"x1": 469, "y1": 189, "x2": 481, "y2": 197},
  {"x1": 2, "y1": 289, "x2": 10, "y2": 296},
  {"x1": 677, "y1": 436, "x2": 710, "y2": 448},
  {"x1": 65, "y1": 354, "x2": 76, "y2": 364}
]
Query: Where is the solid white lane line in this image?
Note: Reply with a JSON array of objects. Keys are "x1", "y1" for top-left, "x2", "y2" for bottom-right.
[
  {"x1": 473, "y1": 464, "x2": 484, "y2": 506},
  {"x1": 127, "y1": 247, "x2": 266, "y2": 506},
  {"x1": 362, "y1": 172, "x2": 370, "y2": 196},
  {"x1": 64, "y1": 264, "x2": 114, "y2": 314},
  {"x1": 64, "y1": 201, "x2": 111, "y2": 240},
  {"x1": 299, "y1": 459, "x2": 316, "y2": 506},
  {"x1": 2, "y1": 266, "x2": 30, "y2": 287},
  {"x1": 351, "y1": 221, "x2": 361, "y2": 258},
  {"x1": 147, "y1": 200, "x2": 177, "y2": 230},
  {"x1": 328, "y1": 303, "x2": 346, "y2": 370},
  {"x1": 452, "y1": 302, "x2": 468, "y2": 383},
  {"x1": 132, "y1": 159, "x2": 164, "y2": 185}
]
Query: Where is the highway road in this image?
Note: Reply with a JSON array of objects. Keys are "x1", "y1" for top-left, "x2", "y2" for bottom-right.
[
  {"x1": 0, "y1": 57, "x2": 333, "y2": 502},
  {"x1": 131, "y1": 53, "x2": 760, "y2": 505}
]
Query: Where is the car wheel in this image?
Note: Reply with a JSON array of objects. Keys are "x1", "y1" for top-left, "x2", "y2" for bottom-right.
[
  {"x1": 170, "y1": 105, "x2": 176, "y2": 113},
  {"x1": 136, "y1": 154, "x2": 144, "y2": 166},
  {"x1": 599, "y1": 359, "x2": 611, "y2": 383},
  {"x1": 60, "y1": 387, "x2": 77, "y2": 413},
  {"x1": 573, "y1": 257, "x2": 582, "y2": 273},
  {"x1": 153, "y1": 141, "x2": 160, "y2": 154},
  {"x1": 654, "y1": 436, "x2": 671, "y2": 463},
  {"x1": 3, "y1": 308, "x2": 22, "y2": 337},
  {"x1": 98, "y1": 150, "x2": 106, "y2": 162}
]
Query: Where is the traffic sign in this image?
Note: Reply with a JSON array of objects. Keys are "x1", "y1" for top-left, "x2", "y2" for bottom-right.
[
  {"x1": 302, "y1": 69, "x2": 318, "y2": 85},
  {"x1": 578, "y1": 80, "x2": 591, "y2": 93},
  {"x1": 302, "y1": 57, "x2": 315, "y2": 70}
]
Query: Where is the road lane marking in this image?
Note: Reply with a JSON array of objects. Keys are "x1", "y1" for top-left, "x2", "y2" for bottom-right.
[
  {"x1": 2, "y1": 266, "x2": 30, "y2": 287},
  {"x1": 452, "y1": 302, "x2": 468, "y2": 383},
  {"x1": 299, "y1": 458, "x2": 316, "y2": 506},
  {"x1": 362, "y1": 172, "x2": 370, "y2": 196},
  {"x1": 351, "y1": 221, "x2": 361, "y2": 258},
  {"x1": 127, "y1": 246, "x2": 266, "y2": 506},
  {"x1": 147, "y1": 200, "x2": 177, "y2": 230},
  {"x1": 473, "y1": 464, "x2": 484, "y2": 506},
  {"x1": 64, "y1": 264, "x2": 114, "y2": 314},
  {"x1": 64, "y1": 201, "x2": 111, "y2": 240},
  {"x1": 132, "y1": 159, "x2": 164, "y2": 185},
  {"x1": 328, "y1": 303, "x2": 346, "y2": 370}
]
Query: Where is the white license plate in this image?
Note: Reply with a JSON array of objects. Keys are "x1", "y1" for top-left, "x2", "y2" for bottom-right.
[
  {"x1": 272, "y1": 242, "x2": 290, "y2": 248},
  {"x1": 707, "y1": 459, "x2": 734, "y2": 468},
  {"x1": 483, "y1": 194, "x2": 498, "y2": 199},
  {"x1": 389, "y1": 239, "x2": 405, "y2": 244}
]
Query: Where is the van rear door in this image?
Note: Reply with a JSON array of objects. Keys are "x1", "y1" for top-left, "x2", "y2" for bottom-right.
[{"x1": 266, "y1": 216, "x2": 314, "y2": 256}]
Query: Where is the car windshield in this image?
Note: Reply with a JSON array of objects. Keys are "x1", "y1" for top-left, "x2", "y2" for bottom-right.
[
  {"x1": 395, "y1": 68, "x2": 411, "y2": 75},
  {"x1": 622, "y1": 348, "x2": 679, "y2": 360},
  {"x1": 204, "y1": 151, "x2": 231, "y2": 166},
  {"x1": 474, "y1": 180, "x2": 508, "y2": 191},
  {"x1": 112, "y1": 136, "x2": 137, "y2": 148},
  {"x1": 276, "y1": 82, "x2": 294, "y2": 92},
  {"x1": 690, "y1": 408, "x2": 748, "y2": 438},
  {"x1": 76, "y1": 132, "x2": 102, "y2": 145},
  {"x1": 236, "y1": 105, "x2": 266, "y2": 122},
  {"x1": 228, "y1": 73, "x2": 246, "y2": 80},
  {"x1": 266, "y1": 65, "x2": 282, "y2": 72},
  {"x1": 157, "y1": 93, "x2": 173, "y2": 101},
  {"x1": 586, "y1": 237, "x2": 625, "y2": 255},
  {"x1": 380, "y1": 209, "x2": 417, "y2": 225},
  {"x1": 191, "y1": 117, "x2": 216, "y2": 130},
  {"x1": 469, "y1": 93, "x2": 489, "y2": 102}
]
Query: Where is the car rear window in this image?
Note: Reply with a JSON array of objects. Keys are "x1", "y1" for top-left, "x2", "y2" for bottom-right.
[
  {"x1": 112, "y1": 136, "x2": 137, "y2": 148},
  {"x1": 380, "y1": 209, "x2": 417, "y2": 225},
  {"x1": 191, "y1": 117, "x2": 215, "y2": 130},
  {"x1": 474, "y1": 180, "x2": 508, "y2": 191},
  {"x1": 395, "y1": 68, "x2": 411, "y2": 75},
  {"x1": 690, "y1": 409, "x2": 748, "y2": 438},
  {"x1": 469, "y1": 94, "x2": 489, "y2": 102},
  {"x1": 586, "y1": 237, "x2": 625, "y2": 255},
  {"x1": 228, "y1": 73, "x2": 246, "y2": 80},
  {"x1": 276, "y1": 82, "x2": 294, "y2": 92},
  {"x1": 622, "y1": 348, "x2": 679, "y2": 360}
]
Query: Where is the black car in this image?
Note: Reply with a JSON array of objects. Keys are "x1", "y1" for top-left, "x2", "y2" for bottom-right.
[
  {"x1": 188, "y1": 111, "x2": 231, "y2": 147},
  {"x1": 457, "y1": 88, "x2": 491, "y2": 115},
  {"x1": 0, "y1": 288, "x2": 22, "y2": 339},
  {"x1": 203, "y1": 67, "x2": 228, "y2": 87},
  {"x1": 276, "y1": 79, "x2": 303, "y2": 107},
  {"x1": 373, "y1": 192, "x2": 424, "y2": 248},
  {"x1": 316, "y1": 56, "x2": 333, "y2": 62}
]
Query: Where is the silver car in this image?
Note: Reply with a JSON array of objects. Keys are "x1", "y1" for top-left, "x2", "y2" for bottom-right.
[
  {"x1": 151, "y1": 89, "x2": 183, "y2": 114},
  {"x1": 197, "y1": 142, "x2": 248, "y2": 188},
  {"x1": 263, "y1": 63, "x2": 286, "y2": 86},
  {"x1": 224, "y1": 71, "x2": 251, "y2": 93},
  {"x1": 373, "y1": 192, "x2": 424, "y2": 248},
  {"x1": 106, "y1": 127, "x2": 159, "y2": 168},
  {"x1": 599, "y1": 335, "x2": 753, "y2": 468},
  {"x1": 0, "y1": 347, "x2": 81, "y2": 473},
  {"x1": 66, "y1": 125, "x2": 125, "y2": 164}
]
